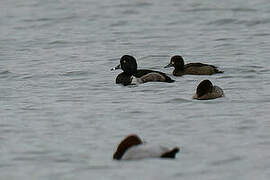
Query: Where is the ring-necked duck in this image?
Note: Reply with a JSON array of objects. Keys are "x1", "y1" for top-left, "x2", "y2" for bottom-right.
[
  {"x1": 113, "y1": 134, "x2": 179, "y2": 160},
  {"x1": 192, "y1": 79, "x2": 224, "y2": 100},
  {"x1": 111, "y1": 55, "x2": 175, "y2": 86},
  {"x1": 164, "y1": 55, "x2": 223, "y2": 76}
]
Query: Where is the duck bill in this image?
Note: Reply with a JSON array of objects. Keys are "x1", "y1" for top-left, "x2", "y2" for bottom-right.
[
  {"x1": 111, "y1": 64, "x2": 121, "y2": 71},
  {"x1": 164, "y1": 63, "x2": 173, "y2": 68}
]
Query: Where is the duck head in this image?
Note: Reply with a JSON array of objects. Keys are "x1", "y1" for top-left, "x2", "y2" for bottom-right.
[
  {"x1": 196, "y1": 79, "x2": 213, "y2": 98},
  {"x1": 111, "y1": 55, "x2": 138, "y2": 75},
  {"x1": 164, "y1": 55, "x2": 185, "y2": 70},
  {"x1": 113, "y1": 134, "x2": 142, "y2": 160}
]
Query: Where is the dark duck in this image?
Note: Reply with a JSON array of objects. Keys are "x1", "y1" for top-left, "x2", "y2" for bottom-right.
[
  {"x1": 111, "y1": 55, "x2": 175, "y2": 86},
  {"x1": 192, "y1": 79, "x2": 224, "y2": 100},
  {"x1": 164, "y1": 55, "x2": 223, "y2": 76}
]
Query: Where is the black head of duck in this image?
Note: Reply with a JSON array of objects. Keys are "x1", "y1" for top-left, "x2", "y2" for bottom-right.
[{"x1": 111, "y1": 55, "x2": 138, "y2": 75}]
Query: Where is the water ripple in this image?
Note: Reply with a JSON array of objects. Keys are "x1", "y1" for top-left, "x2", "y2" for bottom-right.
[
  {"x1": 0, "y1": 70, "x2": 12, "y2": 76},
  {"x1": 165, "y1": 98, "x2": 192, "y2": 103},
  {"x1": 61, "y1": 70, "x2": 90, "y2": 77},
  {"x1": 185, "y1": 7, "x2": 257, "y2": 12},
  {"x1": 0, "y1": 70, "x2": 20, "y2": 79},
  {"x1": 207, "y1": 18, "x2": 238, "y2": 25},
  {"x1": 214, "y1": 38, "x2": 235, "y2": 42},
  {"x1": 22, "y1": 15, "x2": 78, "y2": 23},
  {"x1": 48, "y1": 40, "x2": 70, "y2": 45},
  {"x1": 210, "y1": 156, "x2": 244, "y2": 167},
  {"x1": 208, "y1": 18, "x2": 270, "y2": 26}
]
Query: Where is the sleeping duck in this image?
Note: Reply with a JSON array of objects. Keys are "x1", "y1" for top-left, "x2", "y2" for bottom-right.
[
  {"x1": 192, "y1": 79, "x2": 224, "y2": 100},
  {"x1": 164, "y1": 55, "x2": 223, "y2": 76},
  {"x1": 111, "y1": 55, "x2": 175, "y2": 86},
  {"x1": 113, "y1": 134, "x2": 179, "y2": 160}
]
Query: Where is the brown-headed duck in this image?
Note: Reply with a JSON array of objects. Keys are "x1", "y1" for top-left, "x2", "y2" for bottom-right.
[
  {"x1": 164, "y1": 55, "x2": 223, "y2": 76},
  {"x1": 192, "y1": 79, "x2": 224, "y2": 100}
]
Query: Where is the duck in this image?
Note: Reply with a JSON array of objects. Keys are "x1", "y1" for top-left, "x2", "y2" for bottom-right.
[
  {"x1": 164, "y1": 55, "x2": 223, "y2": 76},
  {"x1": 113, "y1": 134, "x2": 179, "y2": 160},
  {"x1": 111, "y1": 55, "x2": 175, "y2": 86},
  {"x1": 192, "y1": 79, "x2": 224, "y2": 100}
]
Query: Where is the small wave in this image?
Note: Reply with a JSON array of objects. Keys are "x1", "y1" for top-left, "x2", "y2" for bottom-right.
[
  {"x1": 20, "y1": 106, "x2": 40, "y2": 111},
  {"x1": 214, "y1": 38, "x2": 235, "y2": 42},
  {"x1": 185, "y1": 7, "x2": 256, "y2": 12},
  {"x1": 210, "y1": 156, "x2": 243, "y2": 167},
  {"x1": 184, "y1": 8, "x2": 220, "y2": 12},
  {"x1": 117, "y1": 2, "x2": 152, "y2": 8},
  {"x1": 121, "y1": 9, "x2": 139, "y2": 15},
  {"x1": 165, "y1": 98, "x2": 192, "y2": 103},
  {"x1": 253, "y1": 33, "x2": 270, "y2": 37},
  {"x1": 88, "y1": 165, "x2": 114, "y2": 170},
  {"x1": 237, "y1": 68, "x2": 261, "y2": 74},
  {"x1": 129, "y1": 110, "x2": 146, "y2": 114},
  {"x1": 0, "y1": 70, "x2": 12, "y2": 75},
  {"x1": 257, "y1": 141, "x2": 270, "y2": 146},
  {"x1": 56, "y1": 98, "x2": 88, "y2": 103},
  {"x1": 243, "y1": 65, "x2": 264, "y2": 69},
  {"x1": 236, "y1": 124, "x2": 255, "y2": 131},
  {"x1": 243, "y1": 75, "x2": 258, "y2": 79},
  {"x1": 20, "y1": 74, "x2": 35, "y2": 79},
  {"x1": 23, "y1": 17, "x2": 53, "y2": 22},
  {"x1": 258, "y1": 68, "x2": 270, "y2": 73},
  {"x1": 239, "y1": 19, "x2": 270, "y2": 26},
  {"x1": 61, "y1": 70, "x2": 90, "y2": 77},
  {"x1": 0, "y1": 164, "x2": 13, "y2": 168},
  {"x1": 209, "y1": 18, "x2": 270, "y2": 26},
  {"x1": 230, "y1": 8, "x2": 257, "y2": 12},
  {"x1": 48, "y1": 40, "x2": 70, "y2": 45},
  {"x1": 140, "y1": 54, "x2": 170, "y2": 60},
  {"x1": 134, "y1": 2, "x2": 152, "y2": 7},
  {"x1": 207, "y1": 18, "x2": 237, "y2": 25},
  {"x1": 214, "y1": 43, "x2": 233, "y2": 48},
  {"x1": 108, "y1": 57, "x2": 119, "y2": 63},
  {"x1": 217, "y1": 75, "x2": 235, "y2": 79},
  {"x1": 0, "y1": 70, "x2": 19, "y2": 79},
  {"x1": 110, "y1": 20, "x2": 128, "y2": 27},
  {"x1": 233, "y1": 52, "x2": 246, "y2": 56},
  {"x1": 23, "y1": 15, "x2": 77, "y2": 23}
]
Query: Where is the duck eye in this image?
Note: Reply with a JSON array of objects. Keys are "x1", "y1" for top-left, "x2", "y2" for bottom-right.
[
  {"x1": 172, "y1": 61, "x2": 174, "y2": 64},
  {"x1": 123, "y1": 60, "x2": 126, "y2": 63}
]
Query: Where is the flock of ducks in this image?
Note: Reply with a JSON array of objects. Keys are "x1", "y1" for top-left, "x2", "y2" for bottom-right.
[
  {"x1": 111, "y1": 55, "x2": 224, "y2": 100},
  {"x1": 111, "y1": 55, "x2": 224, "y2": 160}
]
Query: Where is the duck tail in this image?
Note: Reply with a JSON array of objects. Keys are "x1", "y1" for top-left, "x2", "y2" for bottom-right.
[
  {"x1": 161, "y1": 147, "x2": 179, "y2": 158},
  {"x1": 166, "y1": 76, "x2": 175, "y2": 83},
  {"x1": 213, "y1": 66, "x2": 224, "y2": 73},
  {"x1": 216, "y1": 69, "x2": 224, "y2": 73}
]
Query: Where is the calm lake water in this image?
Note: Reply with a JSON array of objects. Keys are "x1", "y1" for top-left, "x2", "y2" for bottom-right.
[{"x1": 1, "y1": 0, "x2": 270, "y2": 179}]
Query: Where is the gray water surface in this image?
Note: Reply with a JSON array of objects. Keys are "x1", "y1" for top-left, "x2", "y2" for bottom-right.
[{"x1": 1, "y1": 0, "x2": 270, "y2": 179}]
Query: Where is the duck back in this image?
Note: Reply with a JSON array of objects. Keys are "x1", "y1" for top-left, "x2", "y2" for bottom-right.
[
  {"x1": 193, "y1": 85, "x2": 224, "y2": 100},
  {"x1": 184, "y1": 63, "x2": 223, "y2": 75},
  {"x1": 135, "y1": 69, "x2": 174, "y2": 83},
  {"x1": 122, "y1": 144, "x2": 178, "y2": 160}
]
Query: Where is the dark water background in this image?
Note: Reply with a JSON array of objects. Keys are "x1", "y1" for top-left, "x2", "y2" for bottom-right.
[{"x1": 1, "y1": 0, "x2": 270, "y2": 179}]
